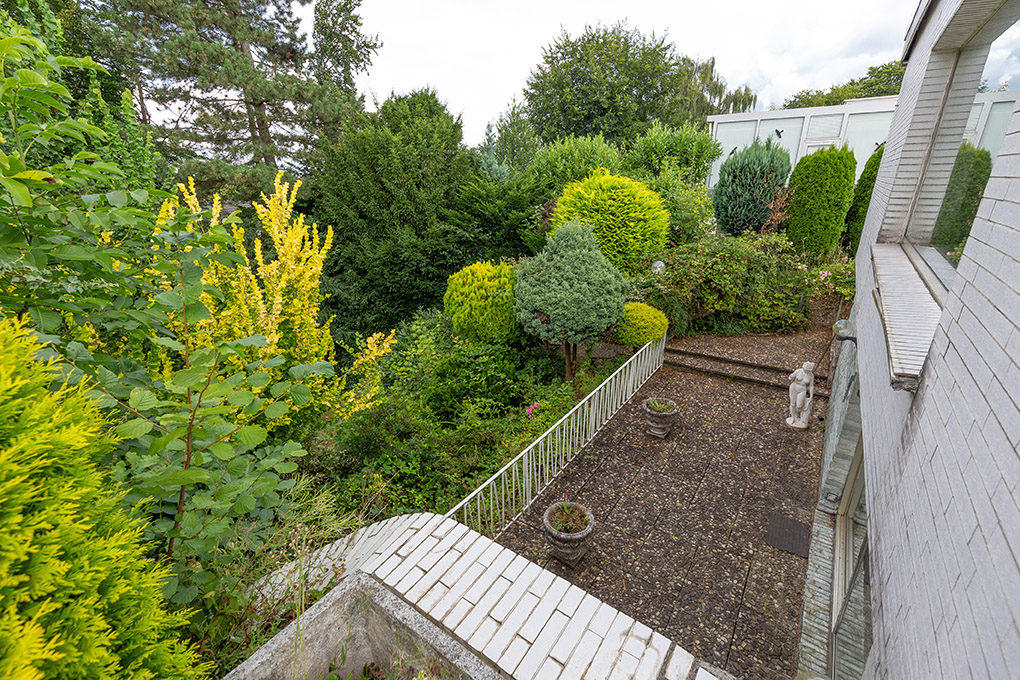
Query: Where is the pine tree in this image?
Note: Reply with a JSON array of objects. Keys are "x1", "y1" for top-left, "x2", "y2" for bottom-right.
[{"x1": 90, "y1": 0, "x2": 374, "y2": 170}]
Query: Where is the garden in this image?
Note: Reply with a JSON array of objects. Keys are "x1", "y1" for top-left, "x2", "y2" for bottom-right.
[{"x1": 0, "y1": 8, "x2": 869, "y2": 680}]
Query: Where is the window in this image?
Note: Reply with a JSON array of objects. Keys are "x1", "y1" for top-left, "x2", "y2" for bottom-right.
[
  {"x1": 830, "y1": 442, "x2": 870, "y2": 680},
  {"x1": 905, "y1": 16, "x2": 1020, "y2": 289}
]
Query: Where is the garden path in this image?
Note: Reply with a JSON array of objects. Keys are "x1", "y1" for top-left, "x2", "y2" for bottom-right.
[{"x1": 497, "y1": 300, "x2": 841, "y2": 680}]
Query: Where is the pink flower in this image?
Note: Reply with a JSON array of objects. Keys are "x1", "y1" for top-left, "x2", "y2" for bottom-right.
[{"x1": 525, "y1": 402, "x2": 541, "y2": 418}]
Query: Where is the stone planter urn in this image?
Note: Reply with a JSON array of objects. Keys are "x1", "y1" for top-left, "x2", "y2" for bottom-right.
[
  {"x1": 542, "y1": 501, "x2": 594, "y2": 568},
  {"x1": 641, "y1": 397, "x2": 678, "y2": 438}
]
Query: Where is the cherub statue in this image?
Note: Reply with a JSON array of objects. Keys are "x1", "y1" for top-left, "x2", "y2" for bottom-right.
[{"x1": 786, "y1": 361, "x2": 816, "y2": 429}]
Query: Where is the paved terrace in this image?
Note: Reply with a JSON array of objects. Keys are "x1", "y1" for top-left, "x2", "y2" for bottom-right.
[{"x1": 497, "y1": 303, "x2": 839, "y2": 680}]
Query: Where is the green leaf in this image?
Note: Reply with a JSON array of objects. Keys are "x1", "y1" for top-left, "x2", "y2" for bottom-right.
[
  {"x1": 227, "y1": 390, "x2": 254, "y2": 406},
  {"x1": 0, "y1": 176, "x2": 31, "y2": 206},
  {"x1": 116, "y1": 418, "x2": 154, "y2": 439},
  {"x1": 290, "y1": 384, "x2": 312, "y2": 405},
  {"x1": 236, "y1": 425, "x2": 267, "y2": 447},
  {"x1": 209, "y1": 442, "x2": 234, "y2": 460},
  {"x1": 170, "y1": 365, "x2": 209, "y2": 389},
  {"x1": 265, "y1": 402, "x2": 289, "y2": 419},
  {"x1": 147, "y1": 467, "x2": 210, "y2": 486},
  {"x1": 152, "y1": 336, "x2": 185, "y2": 351},
  {"x1": 130, "y1": 189, "x2": 149, "y2": 204},
  {"x1": 128, "y1": 388, "x2": 158, "y2": 410},
  {"x1": 248, "y1": 372, "x2": 270, "y2": 388},
  {"x1": 273, "y1": 461, "x2": 298, "y2": 474},
  {"x1": 65, "y1": 341, "x2": 93, "y2": 363},
  {"x1": 28, "y1": 307, "x2": 61, "y2": 331},
  {"x1": 171, "y1": 585, "x2": 199, "y2": 605},
  {"x1": 233, "y1": 495, "x2": 256, "y2": 513},
  {"x1": 262, "y1": 355, "x2": 286, "y2": 369},
  {"x1": 288, "y1": 364, "x2": 312, "y2": 380},
  {"x1": 270, "y1": 381, "x2": 291, "y2": 398},
  {"x1": 51, "y1": 244, "x2": 94, "y2": 261},
  {"x1": 226, "y1": 457, "x2": 248, "y2": 476},
  {"x1": 184, "y1": 301, "x2": 211, "y2": 323},
  {"x1": 105, "y1": 189, "x2": 128, "y2": 208}
]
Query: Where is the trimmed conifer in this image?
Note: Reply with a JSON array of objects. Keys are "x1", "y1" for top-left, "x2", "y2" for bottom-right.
[{"x1": 784, "y1": 145, "x2": 857, "y2": 255}]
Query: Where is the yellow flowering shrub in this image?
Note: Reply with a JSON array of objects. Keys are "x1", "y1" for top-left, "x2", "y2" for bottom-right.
[{"x1": 154, "y1": 173, "x2": 395, "y2": 427}]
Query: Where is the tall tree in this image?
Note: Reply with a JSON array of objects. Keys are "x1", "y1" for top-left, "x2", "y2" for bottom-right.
[
  {"x1": 783, "y1": 61, "x2": 906, "y2": 109},
  {"x1": 318, "y1": 89, "x2": 481, "y2": 341},
  {"x1": 524, "y1": 22, "x2": 755, "y2": 144},
  {"x1": 90, "y1": 0, "x2": 374, "y2": 171},
  {"x1": 313, "y1": 0, "x2": 379, "y2": 91}
]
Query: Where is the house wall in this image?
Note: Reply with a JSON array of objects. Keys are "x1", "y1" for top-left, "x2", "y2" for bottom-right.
[{"x1": 850, "y1": 0, "x2": 1020, "y2": 677}]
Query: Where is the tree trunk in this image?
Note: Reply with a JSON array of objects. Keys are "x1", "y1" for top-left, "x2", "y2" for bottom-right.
[
  {"x1": 564, "y1": 341, "x2": 575, "y2": 383},
  {"x1": 134, "y1": 76, "x2": 149, "y2": 126}
]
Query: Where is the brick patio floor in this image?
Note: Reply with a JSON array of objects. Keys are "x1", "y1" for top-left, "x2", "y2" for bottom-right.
[{"x1": 497, "y1": 352, "x2": 830, "y2": 679}]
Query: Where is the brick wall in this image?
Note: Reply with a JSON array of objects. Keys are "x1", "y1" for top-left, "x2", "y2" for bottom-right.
[{"x1": 851, "y1": 0, "x2": 1020, "y2": 677}]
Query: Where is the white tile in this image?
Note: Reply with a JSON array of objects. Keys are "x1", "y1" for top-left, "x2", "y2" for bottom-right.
[
  {"x1": 556, "y1": 584, "x2": 587, "y2": 617},
  {"x1": 609, "y1": 651, "x2": 640, "y2": 680},
  {"x1": 456, "y1": 575, "x2": 514, "y2": 640},
  {"x1": 586, "y1": 614, "x2": 634, "y2": 680},
  {"x1": 490, "y1": 562, "x2": 545, "y2": 622},
  {"x1": 695, "y1": 668, "x2": 719, "y2": 680},
  {"x1": 550, "y1": 596, "x2": 600, "y2": 663},
  {"x1": 663, "y1": 646, "x2": 693, "y2": 679},
  {"x1": 514, "y1": 610, "x2": 570, "y2": 678},
  {"x1": 519, "y1": 578, "x2": 570, "y2": 643},
  {"x1": 559, "y1": 629, "x2": 604, "y2": 678},
  {"x1": 463, "y1": 550, "x2": 515, "y2": 604},
  {"x1": 586, "y1": 602, "x2": 618, "y2": 638},
  {"x1": 465, "y1": 615, "x2": 500, "y2": 651},
  {"x1": 498, "y1": 635, "x2": 530, "y2": 674},
  {"x1": 483, "y1": 591, "x2": 540, "y2": 660},
  {"x1": 431, "y1": 561, "x2": 486, "y2": 621}
]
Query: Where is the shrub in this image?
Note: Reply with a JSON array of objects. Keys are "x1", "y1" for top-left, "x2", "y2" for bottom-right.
[
  {"x1": 551, "y1": 169, "x2": 670, "y2": 272},
  {"x1": 930, "y1": 141, "x2": 992, "y2": 252},
  {"x1": 784, "y1": 145, "x2": 857, "y2": 255},
  {"x1": 425, "y1": 343, "x2": 520, "y2": 422},
  {"x1": 0, "y1": 319, "x2": 207, "y2": 680},
  {"x1": 443, "y1": 261, "x2": 520, "y2": 344},
  {"x1": 713, "y1": 138, "x2": 791, "y2": 235},
  {"x1": 527, "y1": 134, "x2": 622, "y2": 198},
  {"x1": 515, "y1": 221, "x2": 627, "y2": 380},
  {"x1": 616, "y1": 302, "x2": 669, "y2": 347},
  {"x1": 631, "y1": 233, "x2": 812, "y2": 335},
  {"x1": 843, "y1": 143, "x2": 884, "y2": 255},
  {"x1": 624, "y1": 121, "x2": 722, "y2": 184},
  {"x1": 643, "y1": 163, "x2": 715, "y2": 244}
]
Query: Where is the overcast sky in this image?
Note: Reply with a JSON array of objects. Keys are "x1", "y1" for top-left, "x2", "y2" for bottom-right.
[{"x1": 296, "y1": 0, "x2": 1018, "y2": 147}]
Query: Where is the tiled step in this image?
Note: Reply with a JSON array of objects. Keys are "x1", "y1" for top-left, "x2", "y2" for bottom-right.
[{"x1": 664, "y1": 347, "x2": 831, "y2": 398}]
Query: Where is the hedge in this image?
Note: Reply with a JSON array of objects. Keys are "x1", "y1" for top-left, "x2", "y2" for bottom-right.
[
  {"x1": 616, "y1": 302, "x2": 669, "y2": 347},
  {"x1": 784, "y1": 145, "x2": 856, "y2": 255},
  {"x1": 843, "y1": 143, "x2": 884, "y2": 255},
  {"x1": 930, "y1": 140, "x2": 992, "y2": 252}
]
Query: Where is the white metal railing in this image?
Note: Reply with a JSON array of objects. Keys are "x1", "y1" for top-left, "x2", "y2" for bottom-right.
[{"x1": 445, "y1": 334, "x2": 666, "y2": 537}]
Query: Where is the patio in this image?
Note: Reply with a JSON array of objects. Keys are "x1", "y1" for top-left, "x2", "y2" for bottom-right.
[{"x1": 496, "y1": 307, "x2": 838, "y2": 679}]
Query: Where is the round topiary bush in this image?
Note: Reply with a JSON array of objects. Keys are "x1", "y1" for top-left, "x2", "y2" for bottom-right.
[
  {"x1": 784, "y1": 145, "x2": 857, "y2": 255},
  {"x1": 551, "y1": 168, "x2": 669, "y2": 272},
  {"x1": 713, "y1": 138, "x2": 791, "y2": 235},
  {"x1": 0, "y1": 318, "x2": 206, "y2": 680},
  {"x1": 515, "y1": 220, "x2": 627, "y2": 380},
  {"x1": 843, "y1": 143, "x2": 884, "y2": 255},
  {"x1": 443, "y1": 261, "x2": 520, "y2": 344},
  {"x1": 930, "y1": 140, "x2": 992, "y2": 252},
  {"x1": 616, "y1": 302, "x2": 669, "y2": 347}
]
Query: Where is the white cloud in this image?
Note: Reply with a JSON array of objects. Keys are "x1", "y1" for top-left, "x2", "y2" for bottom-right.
[{"x1": 298, "y1": 0, "x2": 921, "y2": 145}]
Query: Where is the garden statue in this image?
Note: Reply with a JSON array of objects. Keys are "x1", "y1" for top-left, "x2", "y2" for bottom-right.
[{"x1": 786, "y1": 361, "x2": 816, "y2": 429}]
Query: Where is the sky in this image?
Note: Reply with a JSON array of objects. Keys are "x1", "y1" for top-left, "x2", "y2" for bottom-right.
[{"x1": 295, "y1": 0, "x2": 1018, "y2": 147}]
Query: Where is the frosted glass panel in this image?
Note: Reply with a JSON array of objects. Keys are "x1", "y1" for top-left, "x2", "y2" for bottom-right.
[
  {"x1": 844, "y1": 111, "x2": 895, "y2": 180},
  {"x1": 758, "y1": 117, "x2": 804, "y2": 168},
  {"x1": 807, "y1": 114, "x2": 843, "y2": 140},
  {"x1": 709, "y1": 120, "x2": 758, "y2": 187},
  {"x1": 979, "y1": 98, "x2": 1018, "y2": 157}
]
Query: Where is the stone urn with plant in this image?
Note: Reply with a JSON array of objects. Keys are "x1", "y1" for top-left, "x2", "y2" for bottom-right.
[
  {"x1": 542, "y1": 500, "x2": 594, "y2": 568},
  {"x1": 641, "y1": 397, "x2": 678, "y2": 438}
]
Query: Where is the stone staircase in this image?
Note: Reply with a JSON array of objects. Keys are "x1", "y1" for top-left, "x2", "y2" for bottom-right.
[{"x1": 663, "y1": 346, "x2": 831, "y2": 398}]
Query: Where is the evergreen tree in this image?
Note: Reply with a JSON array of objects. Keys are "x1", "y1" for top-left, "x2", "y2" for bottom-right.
[
  {"x1": 318, "y1": 89, "x2": 481, "y2": 342},
  {"x1": 90, "y1": 0, "x2": 372, "y2": 170}
]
